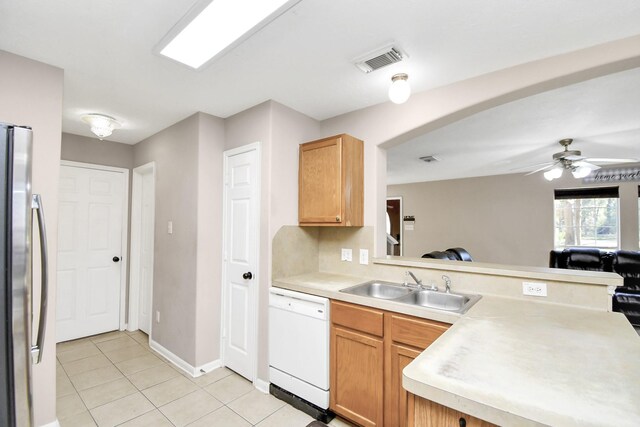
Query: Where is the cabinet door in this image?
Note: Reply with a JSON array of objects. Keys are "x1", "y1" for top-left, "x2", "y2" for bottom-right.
[
  {"x1": 389, "y1": 344, "x2": 422, "y2": 427},
  {"x1": 410, "y1": 396, "x2": 497, "y2": 427},
  {"x1": 330, "y1": 325, "x2": 384, "y2": 427},
  {"x1": 299, "y1": 137, "x2": 343, "y2": 224}
]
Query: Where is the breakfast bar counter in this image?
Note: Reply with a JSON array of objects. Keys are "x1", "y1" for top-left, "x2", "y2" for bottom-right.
[{"x1": 402, "y1": 297, "x2": 640, "y2": 426}]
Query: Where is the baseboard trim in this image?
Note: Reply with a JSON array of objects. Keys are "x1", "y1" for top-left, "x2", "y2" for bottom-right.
[
  {"x1": 254, "y1": 377, "x2": 270, "y2": 393},
  {"x1": 149, "y1": 338, "x2": 220, "y2": 378},
  {"x1": 40, "y1": 419, "x2": 60, "y2": 427}
]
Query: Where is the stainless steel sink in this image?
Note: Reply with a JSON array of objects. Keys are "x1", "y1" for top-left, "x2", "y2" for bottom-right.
[
  {"x1": 395, "y1": 290, "x2": 481, "y2": 313},
  {"x1": 340, "y1": 280, "x2": 414, "y2": 299},
  {"x1": 339, "y1": 280, "x2": 481, "y2": 314}
]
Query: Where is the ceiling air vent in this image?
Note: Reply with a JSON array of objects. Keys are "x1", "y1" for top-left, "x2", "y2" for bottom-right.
[
  {"x1": 419, "y1": 156, "x2": 439, "y2": 163},
  {"x1": 354, "y1": 45, "x2": 407, "y2": 73}
]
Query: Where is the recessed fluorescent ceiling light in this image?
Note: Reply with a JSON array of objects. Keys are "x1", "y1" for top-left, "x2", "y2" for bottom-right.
[{"x1": 160, "y1": 0, "x2": 299, "y2": 69}]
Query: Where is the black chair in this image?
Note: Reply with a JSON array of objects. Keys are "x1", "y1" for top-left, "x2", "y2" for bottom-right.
[
  {"x1": 422, "y1": 250, "x2": 458, "y2": 260},
  {"x1": 611, "y1": 251, "x2": 640, "y2": 327},
  {"x1": 548, "y1": 248, "x2": 639, "y2": 327},
  {"x1": 446, "y1": 247, "x2": 473, "y2": 262},
  {"x1": 563, "y1": 248, "x2": 613, "y2": 272},
  {"x1": 422, "y1": 247, "x2": 473, "y2": 261}
]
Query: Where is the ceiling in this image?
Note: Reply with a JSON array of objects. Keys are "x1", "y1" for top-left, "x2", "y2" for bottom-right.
[
  {"x1": 387, "y1": 67, "x2": 640, "y2": 184},
  {"x1": 1, "y1": 0, "x2": 640, "y2": 179}
]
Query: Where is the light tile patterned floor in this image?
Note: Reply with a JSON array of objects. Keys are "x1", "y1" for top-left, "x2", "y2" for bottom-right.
[{"x1": 57, "y1": 330, "x2": 355, "y2": 427}]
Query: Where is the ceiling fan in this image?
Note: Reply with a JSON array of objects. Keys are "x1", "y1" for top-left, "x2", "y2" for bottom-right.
[{"x1": 525, "y1": 138, "x2": 637, "y2": 181}]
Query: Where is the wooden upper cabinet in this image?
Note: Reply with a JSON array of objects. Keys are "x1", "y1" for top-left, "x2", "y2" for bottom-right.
[{"x1": 299, "y1": 134, "x2": 363, "y2": 226}]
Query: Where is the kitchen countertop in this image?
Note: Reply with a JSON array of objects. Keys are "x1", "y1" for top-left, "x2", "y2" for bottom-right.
[
  {"x1": 272, "y1": 272, "x2": 640, "y2": 426},
  {"x1": 403, "y1": 296, "x2": 640, "y2": 427}
]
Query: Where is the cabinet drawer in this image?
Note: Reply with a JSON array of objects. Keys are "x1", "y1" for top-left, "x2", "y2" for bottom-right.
[
  {"x1": 389, "y1": 313, "x2": 449, "y2": 349},
  {"x1": 331, "y1": 300, "x2": 384, "y2": 337}
]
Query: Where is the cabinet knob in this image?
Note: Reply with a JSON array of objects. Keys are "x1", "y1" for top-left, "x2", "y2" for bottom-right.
[{"x1": 336, "y1": 216, "x2": 341, "y2": 222}]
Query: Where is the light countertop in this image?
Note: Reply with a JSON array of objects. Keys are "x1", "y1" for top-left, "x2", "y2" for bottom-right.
[
  {"x1": 272, "y1": 272, "x2": 640, "y2": 426},
  {"x1": 403, "y1": 296, "x2": 640, "y2": 427}
]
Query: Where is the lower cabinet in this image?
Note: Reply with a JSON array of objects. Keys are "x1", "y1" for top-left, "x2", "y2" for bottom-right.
[
  {"x1": 330, "y1": 326, "x2": 384, "y2": 426},
  {"x1": 329, "y1": 300, "x2": 450, "y2": 427},
  {"x1": 408, "y1": 396, "x2": 498, "y2": 427}
]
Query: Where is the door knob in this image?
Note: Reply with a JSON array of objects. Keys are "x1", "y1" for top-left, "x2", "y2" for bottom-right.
[
  {"x1": 113, "y1": 256, "x2": 120, "y2": 262},
  {"x1": 242, "y1": 272, "x2": 253, "y2": 280}
]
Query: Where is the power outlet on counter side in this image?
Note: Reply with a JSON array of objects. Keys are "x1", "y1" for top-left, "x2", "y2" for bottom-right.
[
  {"x1": 522, "y1": 282, "x2": 547, "y2": 297},
  {"x1": 341, "y1": 248, "x2": 352, "y2": 262}
]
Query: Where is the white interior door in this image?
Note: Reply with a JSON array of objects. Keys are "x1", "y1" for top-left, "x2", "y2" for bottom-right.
[
  {"x1": 137, "y1": 169, "x2": 155, "y2": 334},
  {"x1": 57, "y1": 164, "x2": 125, "y2": 342},
  {"x1": 222, "y1": 143, "x2": 260, "y2": 381}
]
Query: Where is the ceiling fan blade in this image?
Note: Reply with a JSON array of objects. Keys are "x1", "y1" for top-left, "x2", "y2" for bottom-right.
[
  {"x1": 583, "y1": 157, "x2": 638, "y2": 164},
  {"x1": 524, "y1": 162, "x2": 557, "y2": 176},
  {"x1": 574, "y1": 161, "x2": 601, "y2": 171},
  {"x1": 509, "y1": 161, "x2": 553, "y2": 172}
]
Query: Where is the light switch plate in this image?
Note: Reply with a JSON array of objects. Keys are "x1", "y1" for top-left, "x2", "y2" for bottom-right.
[
  {"x1": 167, "y1": 221, "x2": 173, "y2": 234},
  {"x1": 359, "y1": 249, "x2": 369, "y2": 265},
  {"x1": 341, "y1": 248, "x2": 352, "y2": 262},
  {"x1": 523, "y1": 282, "x2": 547, "y2": 297}
]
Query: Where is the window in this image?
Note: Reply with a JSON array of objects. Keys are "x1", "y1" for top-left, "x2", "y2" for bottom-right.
[{"x1": 554, "y1": 187, "x2": 619, "y2": 249}]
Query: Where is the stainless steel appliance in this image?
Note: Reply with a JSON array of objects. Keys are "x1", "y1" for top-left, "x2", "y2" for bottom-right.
[{"x1": 0, "y1": 123, "x2": 48, "y2": 427}]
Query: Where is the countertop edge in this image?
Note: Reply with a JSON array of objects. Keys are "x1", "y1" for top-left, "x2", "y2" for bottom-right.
[
  {"x1": 373, "y1": 257, "x2": 622, "y2": 286},
  {"x1": 402, "y1": 375, "x2": 545, "y2": 427}
]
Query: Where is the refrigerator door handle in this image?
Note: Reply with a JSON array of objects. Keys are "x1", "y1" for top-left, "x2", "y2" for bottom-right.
[{"x1": 31, "y1": 194, "x2": 48, "y2": 364}]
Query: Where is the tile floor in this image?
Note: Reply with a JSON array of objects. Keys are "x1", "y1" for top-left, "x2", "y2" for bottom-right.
[{"x1": 57, "y1": 330, "x2": 354, "y2": 427}]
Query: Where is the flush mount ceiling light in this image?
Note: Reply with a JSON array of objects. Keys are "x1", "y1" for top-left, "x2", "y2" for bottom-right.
[
  {"x1": 81, "y1": 114, "x2": 120, "y2": 140},
  {"x1": 159, "y1": 0, "x2": 301, "y2": 69},
  {"x1": 388, "y1": 73, "x2": 411, "y2": 104}
]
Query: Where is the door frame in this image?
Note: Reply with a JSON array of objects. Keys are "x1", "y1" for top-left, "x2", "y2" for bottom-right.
[
  {"x1": 220, "y1": 142, "x2": 261, "y2": 382},
  {"x1": 386, "y1": 196, "x2": 403, "y2": 256},
  {"x1": 59, "y1": 160, "x2": 130, "y2": 331},
  {"x1": 127, "y1": 162, "x2": 156, "y2": 334}
]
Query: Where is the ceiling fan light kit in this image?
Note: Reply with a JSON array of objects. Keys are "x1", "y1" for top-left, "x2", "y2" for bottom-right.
[{"x1": 531, "y1": 138, "x2": 636, "y2": 181}]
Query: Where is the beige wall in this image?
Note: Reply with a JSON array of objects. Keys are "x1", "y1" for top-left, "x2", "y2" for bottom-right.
[
  {"x1": 194, "y1": 113, "x2": 225, "y2": 366},
  {"x1": 61, "y1": 133, "x2": 134, "y2": 169},
  {"x1": 133, "y1": 112, "x2": 225, "y2": 368},
  {"x1": 0, "y1": 50, "x2": 63, "y2": 426},
  {"x1": 388, "y1": 170, "x2": 640, "y2": 267},
  {"x1": 133, "y1": 113, "x2": 201, "y2": 365}
]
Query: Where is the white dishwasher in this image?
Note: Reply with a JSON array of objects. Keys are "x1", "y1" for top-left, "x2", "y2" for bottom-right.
[{"x1": 269, "y1": 287, "x2": 330, "y2": 410}]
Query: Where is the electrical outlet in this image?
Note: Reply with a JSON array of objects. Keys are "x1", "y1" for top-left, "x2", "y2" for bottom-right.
[
  {"x1": 359, "y1": 249, "x2": 369, "y2": 265},
  {"x1": 156, "y1": 311, "x2": 161, "y2": 323},
  {"x1": 523, "y1": 282, "x2": 547, "y2": 297},
  {"x1": 341, "y1": 248, "x2": 352, "y2": 262}
]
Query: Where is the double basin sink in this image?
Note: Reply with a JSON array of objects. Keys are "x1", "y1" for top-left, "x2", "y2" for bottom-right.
[{"x1": 340, "y1": 280, "x2": 481, "y2": 314}]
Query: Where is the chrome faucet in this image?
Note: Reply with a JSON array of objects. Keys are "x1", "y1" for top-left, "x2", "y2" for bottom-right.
[
  {"x1": 407, "y1": 271, "x2": 422, "y2": 286},
  {"x1": 442, "y1": 275, "x2": 451, "y2": 293},
  {"x1": 404, "y1": 271, "x2": 438, "y2": 291}
]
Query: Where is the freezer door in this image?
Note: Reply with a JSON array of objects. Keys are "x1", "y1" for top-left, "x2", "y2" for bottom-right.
[{"x1": 0, "y1": 124, "x2": 34, "y2": 427}]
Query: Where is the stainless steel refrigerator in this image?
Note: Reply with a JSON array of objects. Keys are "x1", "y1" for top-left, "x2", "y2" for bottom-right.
[{"x1": 0, "y1": 123, "x2": 48, "y2": 427}]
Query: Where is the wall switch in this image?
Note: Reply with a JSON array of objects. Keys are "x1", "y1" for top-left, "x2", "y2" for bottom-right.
[
  {"x1": 156, "y1": 311, "x2": 161, "y2": 323},
  {"x1": 359, "y1": 249, "x2": 369, "y2": 265},
  {"x1": 341, "y1": 248, "x2": 352, "y2": 262},
  {"x1": 167, "y1": 221, "x2": 173, "y2": 234},
  {"x1": 523, "y1": 282, "x2": 547, "y2": 297}
]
